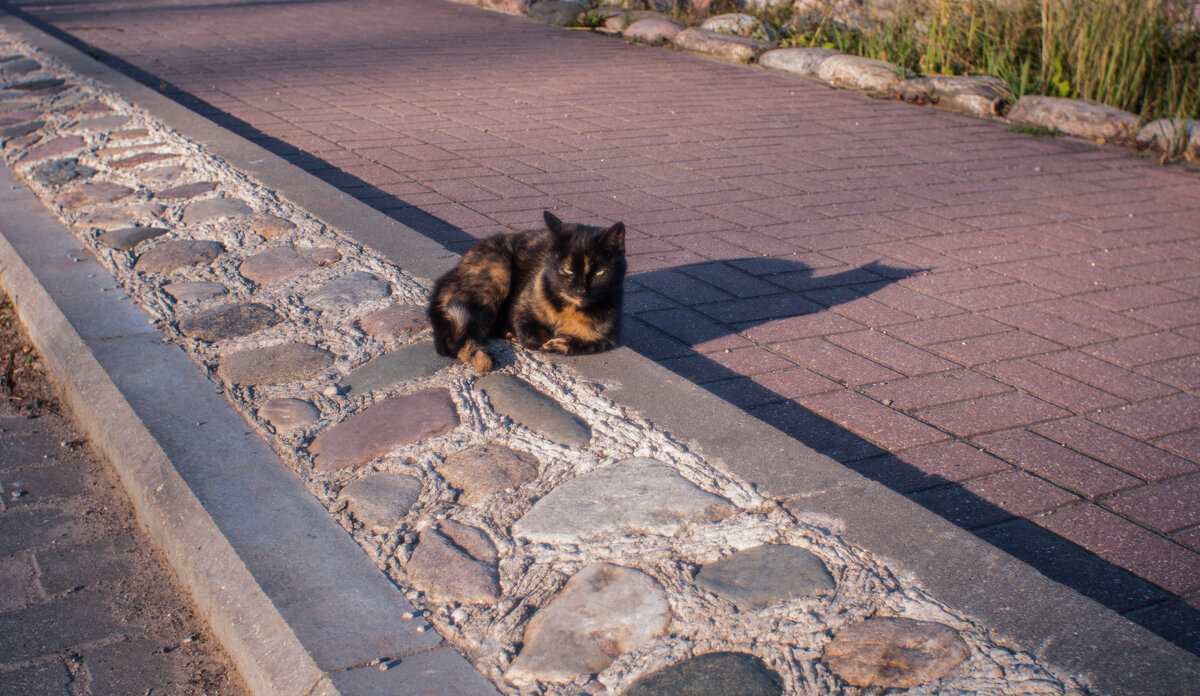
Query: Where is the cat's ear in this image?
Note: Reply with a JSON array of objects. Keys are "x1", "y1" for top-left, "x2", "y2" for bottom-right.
[
  {"x1": 543, "y1": 210, "x2": 566, "y2": 236},
  {"x1": 602, "y1": 221, "x2": 626, "y2": 251}
]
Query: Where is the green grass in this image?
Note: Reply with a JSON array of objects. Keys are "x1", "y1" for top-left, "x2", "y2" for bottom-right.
[{"x1": 704, "y1": 0, "x2": 1200, "y2": 122}]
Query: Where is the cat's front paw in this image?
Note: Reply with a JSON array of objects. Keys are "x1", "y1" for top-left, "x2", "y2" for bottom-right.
[{"x1": 540, "y1": 337, "x2": 571, "y2": 354}]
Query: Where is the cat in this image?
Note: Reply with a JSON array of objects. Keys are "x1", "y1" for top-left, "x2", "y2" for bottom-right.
[{"x1": 429, "y1": 210, "x2": 626, "y2": 372}]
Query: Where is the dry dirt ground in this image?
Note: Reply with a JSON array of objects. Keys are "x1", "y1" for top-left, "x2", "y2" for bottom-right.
[{"x1": 0, "y1": 289, "x2": 247, "y2": 696}]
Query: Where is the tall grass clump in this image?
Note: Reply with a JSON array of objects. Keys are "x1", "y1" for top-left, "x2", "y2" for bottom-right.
[{"x1": 776, "y1": 0, "x2": 1200, "y2": 121}]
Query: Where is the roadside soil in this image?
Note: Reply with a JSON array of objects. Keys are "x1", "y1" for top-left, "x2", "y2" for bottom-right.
[{"x1": 0, "y1": 289, "x2": 248, "y2": 696}]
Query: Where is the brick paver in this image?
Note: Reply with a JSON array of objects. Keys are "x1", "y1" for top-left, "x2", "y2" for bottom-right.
[{"x1": 18, "y1": 0, "x2": 1200, "y2": 654}]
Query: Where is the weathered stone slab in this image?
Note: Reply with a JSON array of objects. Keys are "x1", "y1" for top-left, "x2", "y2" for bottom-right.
[
  {"x1": 178, "y1": 302, "x2": 284, "y2": 342},
  {"x1": 817, "y1": 54, "x2": 910, "y2": 93},
  {"x1": 898, "y1": 75, "x2": 1011, "y2": 118},
  {"x1": 258, "y1": 397, "x2": 319, "y2": 432},
  {"x1": 340, "y1": 342, "x2": 454, "y2": 396},
  {"x1": 0, "y1": 59, "x2": 41, "y2": 75},
  {"x1": 53, "y1": 182, "x2": 133, "y2": 210},
  {"x1": 303, "y1": 271, "x2": 391, "y2": 313},
  {"x1": 623, "y1": 17, "x2": 684, "y2": 43},
  {"x1": 4, "y1": 132, "x2": 41, "y2": 149},
  {"x1": 1007, "y1": 95, "x2": 1139, "y2": 142},
  {"x1": 700, "y1": 13, "x2": 776, "y2": 40},
  {"x1": 18, "y1": 135, "x2": 84, "y2": 164},
  {"x1": 822, "y1": 617, "x2": 971, "y2": 689},
  {"x1": 0, "y1": 119, "x2": 43, "y2": 141},
  {"x1": 506, "y1": 563, "x2": 671, "y2": 683},
  {"x1": 309, "y1": 389, "x2": 459, "y2": 471},
  {"x1": 436, "y1": 443, "x2": 539, "y2": 505},
  {"x1": 164, "y1": 281, "x2": 228, "y2": 304},
  {"x1": 6, "y1": 78, "x2": 64, "y2": 91},
  {"x1": 66, "y1": 113, "x2": 128, "y2": 131},
  {"x1": 78, "y1": 202, "x2": 166, "y2": 230},
  {"x1": 142, "y1": 165, "x2": 185, "y2": 184},
  {"x1": 183, "y1": 197, "x2": 253, "y2": 224},
  {"x1": 408, "y1": 521, "x2": 499, "y2": 604},
  {"x1": 759, "y1": 47, "x2": 840, "y2": 78},
  {"x1": 239, "y1": 247, "x2": 317, "y2": 285},
  {"x1": 359, "y1": 304, "x2": 429, "y2": 340},
  {"x1": 339, "y1": 473, "x2": 422, "y2": 532},
  {"x1": 133, "y1": 240, "x2": 225, "y2": 274},
  {"x1": 512, "y1": 458, "x2": 733, "y2": 544},
  {"x1": 110, "y1": 152, "x2": 178, "y2": 169},
  {"x1": 29, "y1": 158, "x2": 96, "y2": 187},
  {"x1": 154, "y1": 181, "x2": 217, "y2": 200},
  {"x1": 624, "y1": 652, "x2": 783, "y2": 696},
  {"x1": 97, "y1": 226, "x2": 169, "y2": 251},
  {"x1": 477, "y1": 373, "x2": 590, "y2": 447},
  {"x1": 107, "y1": 128, "x2": 149, "y2": 141},
  {"x1": 246, "y1": 213, "x2": 296, "y2": 239},
  {"x1": 673, "y1": 28, "x2": 774, "y2": 63},
  {"x1": 0, "y1": 108, "x2": 39, "y2": 127},
  {"x1": 216, "y1": 342, "x2": 334, "y2": 386},
  {"x1": 696, "y1": 545, "x2": 835, "y2": 611}
]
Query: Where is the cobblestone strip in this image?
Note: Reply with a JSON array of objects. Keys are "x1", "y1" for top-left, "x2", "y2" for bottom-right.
[{"x1": 0, "y1": 31, "x2": 1095, "y2": 696}]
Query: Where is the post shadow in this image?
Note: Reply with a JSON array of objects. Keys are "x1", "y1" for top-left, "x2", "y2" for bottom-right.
[{"x1": 18, "y1": 18, "x2": 1197, "y2": 655}]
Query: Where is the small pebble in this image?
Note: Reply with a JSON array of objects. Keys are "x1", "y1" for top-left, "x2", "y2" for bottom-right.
[{"x1": 322, "y1": 385, "x2": 339, "y2": 397}]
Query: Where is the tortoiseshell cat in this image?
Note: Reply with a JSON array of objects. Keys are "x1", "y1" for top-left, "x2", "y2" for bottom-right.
[{"x1": 430, "y1": 211, "x2": 627, "y2": 372}]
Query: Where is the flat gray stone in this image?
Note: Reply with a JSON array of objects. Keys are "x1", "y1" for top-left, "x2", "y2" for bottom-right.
[
  {"x1": 141, "y1": 165, "x2": 186, "y2": 184},
  {"x1": 339, "y1": 473, "x2": 422, "y2": 532},
  {"x1": 759, "y1": 47, "x2": 840, "y2": 78},
  {"x1": 30, "y1": 158, "x2": 96, "y2": 187},
  {"x1": 407, "y1": 521, "x2": 499, "y2": 605},
  {"x1": 163, "y1": 281, "x2": 228, "y2": 304},
  {"x1": 303, "y1": 271, "x2": 391, "y2": 314},
  {"x1": 477, "y1": 373, "x2": 590, "y2": 447},
  {"x1": 19, "y1": 135, "x2": 85, "y2": 165},
  {"x1": 527, "y1": 0, "x2": 584, "y2": 25},
  {"x1": 0, "y1": 119, "x2": 42, "y2": 139},
  {"x1": 7, "y1": 78, "x2": 64, "y2": 92},
  {"x1": 97, "y1": 226, "x2": 168, "y2": 251},
  {"x1": 182, "y1": 196, "x2": 253, "y2": 224},
  {"x1": 512, "y1": 458, "x2": 733, "y2": 544},
  {"x1": 1007, "y1": 95, "x2": 1139, "y2": 142},
  {"x1": 359, "y1": 304, "x2": 429, "y2": 340},
  {"x1": 78, "y1": 202, "x2": 166, "y2": 230},
  {"x1": 506, "y1": 563, "x2": 671, "y2": 683},
  {"x1": 436, "y1": 443, "x2": 539, "y2": 505},
  {"x1": 309, "y1": 389, "x2": 459, "y2": 471},
  {"x1": 154, "y1": 181, "x2": 217, "y2": 200},
  {"x1": 53, "y1": 182, "x2": 133, "y2": 210},
  {"x1": 341, "y1": 342, "x2": 453, "y2": 396},
  {"x1": 695, "y1": 544, "x2": 835, "y2": 611},
  {"x1": 258, "y1": 397, "x2": 320, "y2": 432},
  {"x1": 624, "y1": 652, "x2": 783, "y2": 696},
  {"x1": 246, "y1": 213, "x2": 296, "y2": 240},
  {"x1": 239, "y1": 246, "x2": 317, "y2": 285},
  {"x1": 178, "y1": 302, "x2": 284, "y2": 342},
  {"x1": 133, "y1": 240, "x2": 225, "y2": 274},
  {"x1": 1, "y1": 59, "x2": 41, "y2": 75},
  {"x1": 216, "y1": 342, "x2": 334, "y2": 386},
  {"x1": 822, "y1": 617, "x2": 971, "y2": 689},
  {"x1": 700, "y1": 13, "x2": 776, "y2": 40},
  {"x1": 66, "y1": 114, "x2": 129, "y2": 132}
]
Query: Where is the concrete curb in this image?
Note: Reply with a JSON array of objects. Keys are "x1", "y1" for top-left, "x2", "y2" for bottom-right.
[{"x1": 2, "y1": 7, "x2": 1199, "y2": 696}]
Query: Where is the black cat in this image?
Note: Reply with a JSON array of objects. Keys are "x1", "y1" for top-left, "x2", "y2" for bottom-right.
[{"x1": 429, "y1": 211, "x2": 626, "y2": 372}]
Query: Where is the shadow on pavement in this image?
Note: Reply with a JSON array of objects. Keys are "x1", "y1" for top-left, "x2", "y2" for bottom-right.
[{"x1": 21, "y1": 18, "x2": 1198, "y2": 657}]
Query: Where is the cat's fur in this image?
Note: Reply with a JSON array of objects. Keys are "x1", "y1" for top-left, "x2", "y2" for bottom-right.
[{"x1": 430, "y1": 211, "x2": 627, "y2": 372}]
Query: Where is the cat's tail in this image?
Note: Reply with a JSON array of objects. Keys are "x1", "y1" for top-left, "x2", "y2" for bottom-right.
[{"x1": 430, "y1": 295, "x2": 495, "y2": 373}]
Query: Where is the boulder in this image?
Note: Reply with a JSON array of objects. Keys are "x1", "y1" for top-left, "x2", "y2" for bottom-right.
[
  {"x1": 673, "y1": 28, "x2": 775, "y2": 64},
  {"x1": 1136, "y1": 118, "x2": 1200, "y2": 157},
  {"x1": 1006, "y1": 95, "x2": 1139, "y2": 142},
  {"x1": 527, "y1": 0, "x2": 584, "y2": 25},
  {"x1": 759, "y1": 47, "x2": 841, "y2": 78},
  {"x1": 700, "y1": 13, "x2": 778, "y2": 41},
  {"x1": 898, "y1": 75, "x2": 1012, "y2": 118},
  {"x1": 816, "y1": 54, "x2": 910, "y2": 93},
  {"x1": 624, "y1": 17, "x2": 685, "y2": 43}
]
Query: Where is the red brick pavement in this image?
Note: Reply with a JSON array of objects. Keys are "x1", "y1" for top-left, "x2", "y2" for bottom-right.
[{"x1": 17, "y1": 0, "x2": 1200, "y2": 651}]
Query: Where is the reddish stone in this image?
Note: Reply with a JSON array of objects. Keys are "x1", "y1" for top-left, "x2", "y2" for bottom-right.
[
  {"x1": 407, "y1": 521, "x2": 499, "y2": 605},
  {"x1": 110, "y1": 152, "x2": 178, "y2": 169},
  {"x1": 437, "y1": 443, "x2": 539, "y2": 505},
  {"x1": 245, "y1": 213, "x2": 296, "y2": 239},
  {"x1": 53, "y1": 182, "x2": 134, "y2": 210},
  {"x1": 238, "y1": 247, "x2": 316, "y2": 285},
  {"x1": 823, "y1": 618, "x2": 970, "y2": 689},
  {"x1": 134, "y1": 240, "x2": 225, "y2": 274},
  {"x1": 359, "y1": 304, "x2": 429, "y2": 340},
  {"x1": 154, "y1": 181, "x2": 217, "y2": 200},
  {"x1": 301, "y1": 247, "x2": 341, "y2": 266},
  {"x1": 310, "y1": 389, "x2": 459, "y2": 471},
  {"x1": 107, "y1": 128, "x2": 150, "y2": 141},
  {"x1": 18, "y1": 135, "x2": 85, "y2": 163}
]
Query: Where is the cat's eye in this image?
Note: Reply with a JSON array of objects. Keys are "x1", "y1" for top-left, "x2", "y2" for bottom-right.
[
  {"x1": 594, "y1": 269, "x2": 606, "y2": 276},
  {"x1": 560, "y1": 266, "x2": 573, "y2": 276}
]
